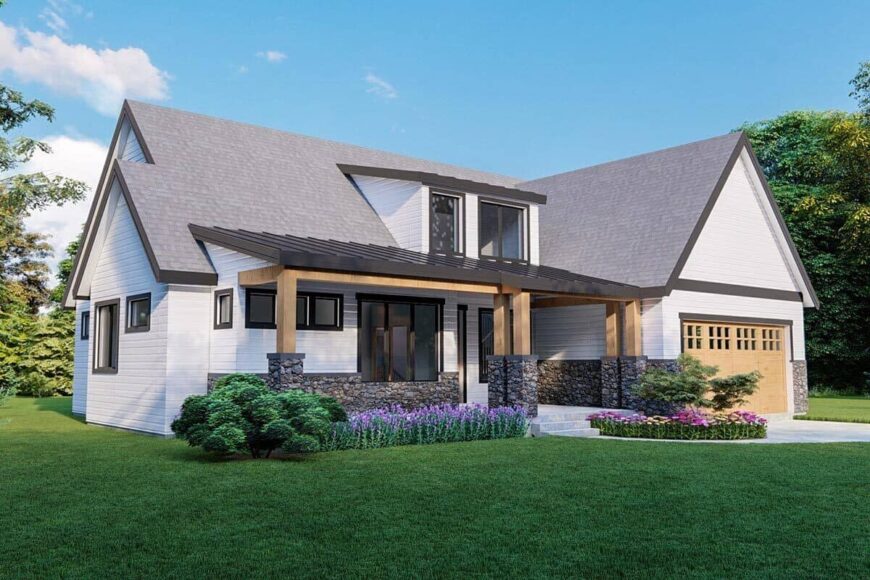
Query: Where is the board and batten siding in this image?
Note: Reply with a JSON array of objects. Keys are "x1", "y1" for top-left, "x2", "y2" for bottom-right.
[
  {"x1": 85, "y1": 194, "x2": 170, "y2": 435},
  {"x1": 532, "y1": 305, "x2": 605, "y2": 359},
  {"x1": 72, "y1": 300, "x2": 90, "y2": 415},
  {"x1": 679, "y1": 155, "x2": 799, "y2": 291},
  {"x1": 351, "y1": 175, "x2": 424, "y2": 252}
]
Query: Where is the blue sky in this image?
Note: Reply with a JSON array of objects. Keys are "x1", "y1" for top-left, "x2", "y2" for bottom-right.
[{"x1": 1, "y1": 0, "x2": 868, "y2": 270}]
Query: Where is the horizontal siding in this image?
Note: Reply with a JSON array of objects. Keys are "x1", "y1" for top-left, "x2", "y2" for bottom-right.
[
  {"x1": 165, "y1": 286, "x2": 211, "y2": 431},
  {"x1": 352, "y1": 175, "x2": 422, "y2": 251},
  {"x1": 86, "y1": 195, "x2": 169, "y2": 434},
  {"x1": 529, "y1": 204, "x2": 540, "y2": 265},
  {"x1": 120, "y1": 128, "x2": 146, "y2": 162},
  {"x1": 533, "y1": 304, "x2": 605, "y2": 359},
  {"x1": 72, "y1": 300, "x2": 90, "y2": 415},
  {"x1": 680, "y1": 157, "x2": 798, "y2": 291}
]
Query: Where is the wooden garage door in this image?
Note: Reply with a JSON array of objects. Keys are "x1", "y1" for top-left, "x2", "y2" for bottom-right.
[{"x1": 682, "y1": 321, "x2": 787, "y2": 414}]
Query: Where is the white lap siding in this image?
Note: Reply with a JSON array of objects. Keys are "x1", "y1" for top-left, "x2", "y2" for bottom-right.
[
  {"x1": 72, "y1": 300, "x2": 90, "y2": 415},
  {"x1": 86, "y1": 195, "x2": 169, "y2": 434},
  {"x1": 532, "y1": 305, "x2": 606, "y2": 360}
]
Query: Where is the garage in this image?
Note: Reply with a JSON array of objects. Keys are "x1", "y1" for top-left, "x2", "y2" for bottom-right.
[{"x1": 682, "y1": 320, "x2": 788, "y2": 414}]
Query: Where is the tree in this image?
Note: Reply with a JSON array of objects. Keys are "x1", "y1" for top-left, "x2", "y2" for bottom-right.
[{"x1": 849, "y1": 60, "x2": 870, "y2": 116}]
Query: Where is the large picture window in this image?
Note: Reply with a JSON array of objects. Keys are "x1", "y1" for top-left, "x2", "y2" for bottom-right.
[
  {"x1": 93, "y1": 299, "x2": 119, "y2": 373},
  {"x1": 479, "y1": 201, "x2": 525, "y2": 261},
  {"x1": 358, "y1": 295, "x2": 441, "y2": 382},
  {"x1": 430, "y1": 192, "x2": 462, "y2": 255}
]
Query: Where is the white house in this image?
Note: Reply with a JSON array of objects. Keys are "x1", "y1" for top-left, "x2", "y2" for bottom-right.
[{"x1": 65, "y1": 101, "x2": 817, "y2": 435}]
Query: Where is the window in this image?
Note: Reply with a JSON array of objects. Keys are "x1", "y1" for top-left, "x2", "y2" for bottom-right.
[
  {"x1": 358, "y1": 296, "x2": 441, "y2": 382},
  {"x1": 245, "y1": 288, "x2": 277, "y2": 329},
  {"x1": 214, "y1": 289, "x2": 233, "y2": 329},
  {"x1": 479, "y1": 201, "x2": 525, "y2": 261},
  {"x1": 478, "y1": 308, "x2": 513, "y2": 382},
  {"x1": 297, "y1": 293, "x2": 343, "y2": 330},
  {"x1": 80, "y1": 311, "x2": 90, "y2": 340},
  {"x1": 430, "y1": 192, "x2": 462, "y2": 255},
  {"x1": 93, "y1": 299, "x2": 119, "y2": 373},
  {"x1": 125, "y1": 293, "x2": 151, "y2": 333}
]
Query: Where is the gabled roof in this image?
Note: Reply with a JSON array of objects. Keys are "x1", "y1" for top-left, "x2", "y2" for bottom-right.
[
  {"x1": 189, "y1": 225, "x2": 639, "y2": 297},
  {"x1": 521, "y1": 132, "x2": 818, "y2": 306}
]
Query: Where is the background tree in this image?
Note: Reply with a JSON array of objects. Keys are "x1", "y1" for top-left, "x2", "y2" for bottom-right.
[{"x1": 740, "y1": 61, "x2": 870, "y2": 392}]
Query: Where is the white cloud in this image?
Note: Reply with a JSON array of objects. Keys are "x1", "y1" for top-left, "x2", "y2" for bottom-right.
[
  {"x1": 256, "y1": 50, "x2": 286, "y2": 63},
  {"x1": 364, "y1": 73, "x2": 397, "y2": 100},
  {"x1": 39, "y1": 1, "x2": 92, "y2": 36},
  {"x1": 0, "y1": 21, "x2": 170, "y2": 116},
  {"x1": 39, "y1": 8, "x2": 67, "y2": 35},
  {"x1": 22, "y1": 135, "x2": 107, "y2": 275}
]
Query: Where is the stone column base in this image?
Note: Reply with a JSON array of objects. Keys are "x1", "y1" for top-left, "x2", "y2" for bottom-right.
[
  {"x1": 600, "y1": 357, "x2": 621, "y2": 408},
  {"x1": 487, "y1": 355, "x2": 539, "y2": 417},
  {"x1": 792, "y1": 360, "x2": 808, "y2": 414},
  {"x1": 266, "y1": 353, "x2": 305, "y2": 391}
]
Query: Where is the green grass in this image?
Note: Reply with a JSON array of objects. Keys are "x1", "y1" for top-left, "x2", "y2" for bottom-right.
[
  {"x1": 796, "y1": 396, "x2": 870, "y2": 424},
  {"x1": 2, "y1": 398, "x2": 869, "y2": 579}
]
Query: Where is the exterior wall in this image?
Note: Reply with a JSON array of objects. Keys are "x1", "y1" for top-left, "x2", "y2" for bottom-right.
[
  {"x1": 72, "y1": 299, "x2": 90, "y2": 415},
  {"x1": 85, "y1": 194, "x2": 170, "y2": 434},
  {"x1": 533, "y1": 304, "x2": 606, "y2": 359},
  {"x1": 537, "y1": 360, "x2": 602, "y2": 406},
  {"x1": 118, "y1": 119, "x2": 146, "y2": 162},
  {"x1": 352, "y1": 175, "x2": 424, "y2": 252},
  {"x1": 680, "y1": 156, "x2": 799, "y2": 291},
  {"x1": 529, "y1": 204, "x2": 540, "y2": 265},
  {"x1": 164, "y1": 286, "x2": 211, "y2": 432}
]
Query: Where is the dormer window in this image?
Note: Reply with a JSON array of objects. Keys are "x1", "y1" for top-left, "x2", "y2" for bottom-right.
[
  {"x1": 430, "y1": 191, "x2": 463, "y2": 255},
  {"x1": 479, "y1": 200, "x2": 526, "y2": 261}
]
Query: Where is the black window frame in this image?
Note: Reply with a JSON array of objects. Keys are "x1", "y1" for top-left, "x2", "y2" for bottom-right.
[
  {"x1": 125, "y1": 293, "x2": 152, "y2": 333},
  {"x1": 478, "y1": 198, "x2": 529, "y2": 263},
  {"x1": 297, "y1": 292, "x2": 344, "y2": 331},
  {"x1": 478, "y1": 307, "x2": 513, "y2": 382},
  {"x1": 80, "y1": 311, "x2": 90, "y2": 340},
  {"x1": 356, "y1": 293, "x2": 444, "y2": 383},
  {"x1": 214, "y1": 288, "x2": 233, "y2": 330},
  {"x1": 93, "y1": 298, "x2": 120, "y2": 374},
  {"x1": 429, "y1": 189, "x2": 465, "y2": 257},
  {"x1": 245, "y1": 288, "x2": 277, "y2": 329}
]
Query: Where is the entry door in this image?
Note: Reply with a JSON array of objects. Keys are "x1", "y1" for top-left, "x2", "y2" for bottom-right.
[{"x1": 458, "y1": 305, "x2": 467, "y2": 403}]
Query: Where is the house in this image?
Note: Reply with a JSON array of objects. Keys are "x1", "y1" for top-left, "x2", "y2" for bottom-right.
[{"x1": 64, "y1": 101, "x2": 817, "y2": 436}]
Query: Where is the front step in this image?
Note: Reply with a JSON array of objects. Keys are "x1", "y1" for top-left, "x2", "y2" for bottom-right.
[
  {"x1": 536, "y1": 427, "x2": 600, "y2": 438},
  {"x1": 530, "y1": 419, "x2": 599, "y2": 437}
]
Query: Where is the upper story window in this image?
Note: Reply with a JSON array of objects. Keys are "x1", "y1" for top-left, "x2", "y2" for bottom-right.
[
  {"x1": 125, "y1": 293, "x2": 151, "y2": 333},
  {"x1": 479, "y1": 200, "x2": 526, "y2": 261},
  {"x1": 430, "y1": 192, "x2": 463, "y2": 255}
]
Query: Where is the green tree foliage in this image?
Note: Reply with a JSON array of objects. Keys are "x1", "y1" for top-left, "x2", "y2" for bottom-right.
[
  {"x1": 171, "y1": 374, "x2": 345, "y2": 458},
  {"x1": 739, "y1": 64, "x2": 870, "y2": 391},
  {"x1": 708, "y1": 371, "x2": 761, "y2": 412}
]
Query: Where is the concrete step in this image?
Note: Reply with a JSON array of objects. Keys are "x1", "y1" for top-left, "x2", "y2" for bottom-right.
[
  {"x1": 537, "y1": 427, "x2": 600, "y2": 438},
  {"x1": 532, "y1": 420, "x2": 592, "y2": 432},
  {"x1": 533, "y1": 413, "x2": 591, "y2": 423}
]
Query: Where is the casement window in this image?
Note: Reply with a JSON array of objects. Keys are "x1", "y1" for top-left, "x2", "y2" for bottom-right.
[
  {"x1": 297, "y1": 293, "x2": 343, "y2": 331},
  {"x1": 80, "y1": 311, "x2": 90, "y2": 340},
  {"x1": 245, "y1": 288, "x2": 343, "y2": 331},
  {"x1": 93, "y1": 299, "x2": 119, "y2": 373},
  {"x1": 125, "y1": 293, "x2": 151, "y2": 333},
  {"x1": 478, "y1": 308, "x2": 513, "y2": 382},
  {"x1": 430, "y1": 191, "x2": 463, "y2": 255},
  {"x1": 358, "y1": 295, "x2": 441, "y2": 382},
  {"x1": 479, "y1": 200, "x2": 526, "y2": 261},
  {"x1": 214, "y1": 289, "x2": 233, "y2": 330}
]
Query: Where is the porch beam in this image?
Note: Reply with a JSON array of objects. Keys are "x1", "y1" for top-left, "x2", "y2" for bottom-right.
[
  {"x1": 532, "y1": 296, "x2": 609, "y2": 309},
  {"x1": 238, "y1": 265, "x2": 284, "y2": 287},
  {"x1": 493, "y1": 293, "x2": 511, "y2": 355},
  {"x1": 624, "y1": 299, "x2": 642, "y2": 356},
  {"x1": 276, "y1": 269, "x2": 298, "y2": 352},
  {"x1": 512, "y1": 291, "x2": 532, "y2": 355},
  {"x1": 605, "y1": 302, "x2": 620, "y2": 357}
]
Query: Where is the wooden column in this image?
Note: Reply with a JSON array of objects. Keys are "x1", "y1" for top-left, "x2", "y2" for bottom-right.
[
  {"x1": 624, "y1": 299, "x2": 642, "y2": 356},
  {"x1": 512, "y1": 291, "x2": 532, "y2": 355},
  {"x1": 605, "y1": 302, "x2": 620, "y2": 357},
  {"x1": 493, "y1": 293, "x2": 511, "y2": 355},
  {"x1": 276, "y1": 269, "x2": 298, "y2": 352}
]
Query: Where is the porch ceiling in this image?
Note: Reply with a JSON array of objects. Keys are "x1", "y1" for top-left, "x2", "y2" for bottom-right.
[{"x1": 189, "y1": 224, "x2": 640, "y2": 298}]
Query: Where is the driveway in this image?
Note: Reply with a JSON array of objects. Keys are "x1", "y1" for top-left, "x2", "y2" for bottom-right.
[{"x1": 758, "y1": 419, "x2": 870, "y2": 444}]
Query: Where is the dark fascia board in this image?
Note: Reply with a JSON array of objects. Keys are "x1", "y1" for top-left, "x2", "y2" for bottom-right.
[
  {"x1": 336, "y1": 163, "x2": 547, "y2": 205},
  {"x1": 189, "y1": 224, "x2": 641, "y2": 299},
  {"x1": 663, "y1": 133, "x2": 818, "y2": 308},
  {"x1": 678, "y1": 312, "x2": 793, "y2": 326},
  {"x1": 672, "y1": 279, "x2": 803, "y2": 302}
]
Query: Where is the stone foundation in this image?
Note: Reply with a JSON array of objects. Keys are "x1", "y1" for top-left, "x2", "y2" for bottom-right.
[
  {"x1": 266, "y1": 353, "x2": 305, "y2": 391},
  {"x1": 537, "y1": 360, "x2": 602, "y2": 406},
  {"x1": 487, "y1": 355, "x2": 539, "y2": 417},
  {"x1": 792, "y1": 360, "x2": 808, "y2": 414},
  {"x1": 600, "y1": 357, "x2": 621, "y2": 408}
]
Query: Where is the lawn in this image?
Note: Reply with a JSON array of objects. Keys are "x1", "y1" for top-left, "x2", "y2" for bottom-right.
[
  {"x1": 2, "y1": 398, "x2": 869, "y2": 579},
  {"x1": 797, "y1": 396, "x2": 870, "y2": 423}
]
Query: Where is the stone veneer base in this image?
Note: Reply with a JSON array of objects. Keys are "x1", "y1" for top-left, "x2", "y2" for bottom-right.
[
  {"x1": 792, "y1": 360, "x2": 808, "y2": 414},
  {"x1": 537, "y1": 360, "x2": 602, "y2": 407}
]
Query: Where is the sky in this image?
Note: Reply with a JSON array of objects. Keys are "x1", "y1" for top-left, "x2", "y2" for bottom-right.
[{"x1": 1, "y1": 0, "x2": 868, "y2": 275}]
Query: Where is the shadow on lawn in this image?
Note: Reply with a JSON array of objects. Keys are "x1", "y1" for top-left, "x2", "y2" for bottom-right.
[{"x1": 32, "y1": 396, "x2": 86, "y2": 423}]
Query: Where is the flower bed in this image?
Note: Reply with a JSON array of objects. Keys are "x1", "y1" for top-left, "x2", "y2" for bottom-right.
[
  {"x1": 323, "y1": 404, "x2": 529, "y2": 451},
  {"x1": 588, "y1": 409, "x2": 767, "y2": 440}
]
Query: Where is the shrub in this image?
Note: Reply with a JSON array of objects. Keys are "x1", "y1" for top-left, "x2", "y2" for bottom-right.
[
  {"x1": 708, "y1": 372, "x2": 761, "y2": 411},
  {"x1": 589, "y1": 409, "x2": 767, "y2": 440},
  {"x1": 17, "y1": 373, "x2": 61, "y2": 397},
  {"x1": 171, "y1": 374, "x2": 342, "y2": 458},
  {"x1": 324, "y1": 404, "x2": 529, "y2": 451}
]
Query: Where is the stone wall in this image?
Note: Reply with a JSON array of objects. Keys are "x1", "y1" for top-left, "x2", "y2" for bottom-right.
[
  {"x1": 792, "y1": 360, "x2": 808, "y2": 414},
  {"x1": 301, "y1": 372, "x2": 460, "y2": 414},
  {"x1": 537, "y1": 360, "x2": 602, "y2": 406},
  {"x1": 487, "y1": 355, "x2": 539, "y2": 417}
]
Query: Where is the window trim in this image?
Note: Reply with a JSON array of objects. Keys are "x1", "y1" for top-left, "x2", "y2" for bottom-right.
[
  {"x1": 125, "y1": 293, "x2": 152, "y2": 333},
  {"x1": 478, "y1": 307, "x2": 513, "y2": 382},
  {"x1": 80, "y1": 311, "x2": 90, "y2": 340},
  {"x1": 297, "y1": 292, "x2": 344, "y2": 331},
  {"x1": 214, "y1": 288, "x2": 233, "y2": 330},
  {"x1": 92, "y1": 298, "x2": 120, "y2": 374},
  {"x1": 477, "y1": 197, "x2": 530, "y2": 263},
  {"x1": 429, "y1": 189, "x2": 465, "y2": 257},
  {"x1": 356, "y1": 293, "x2": 445, "y2": 382},
  {"x1": 245, "y1": 288, "x2": 277, "y2": 329}
]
